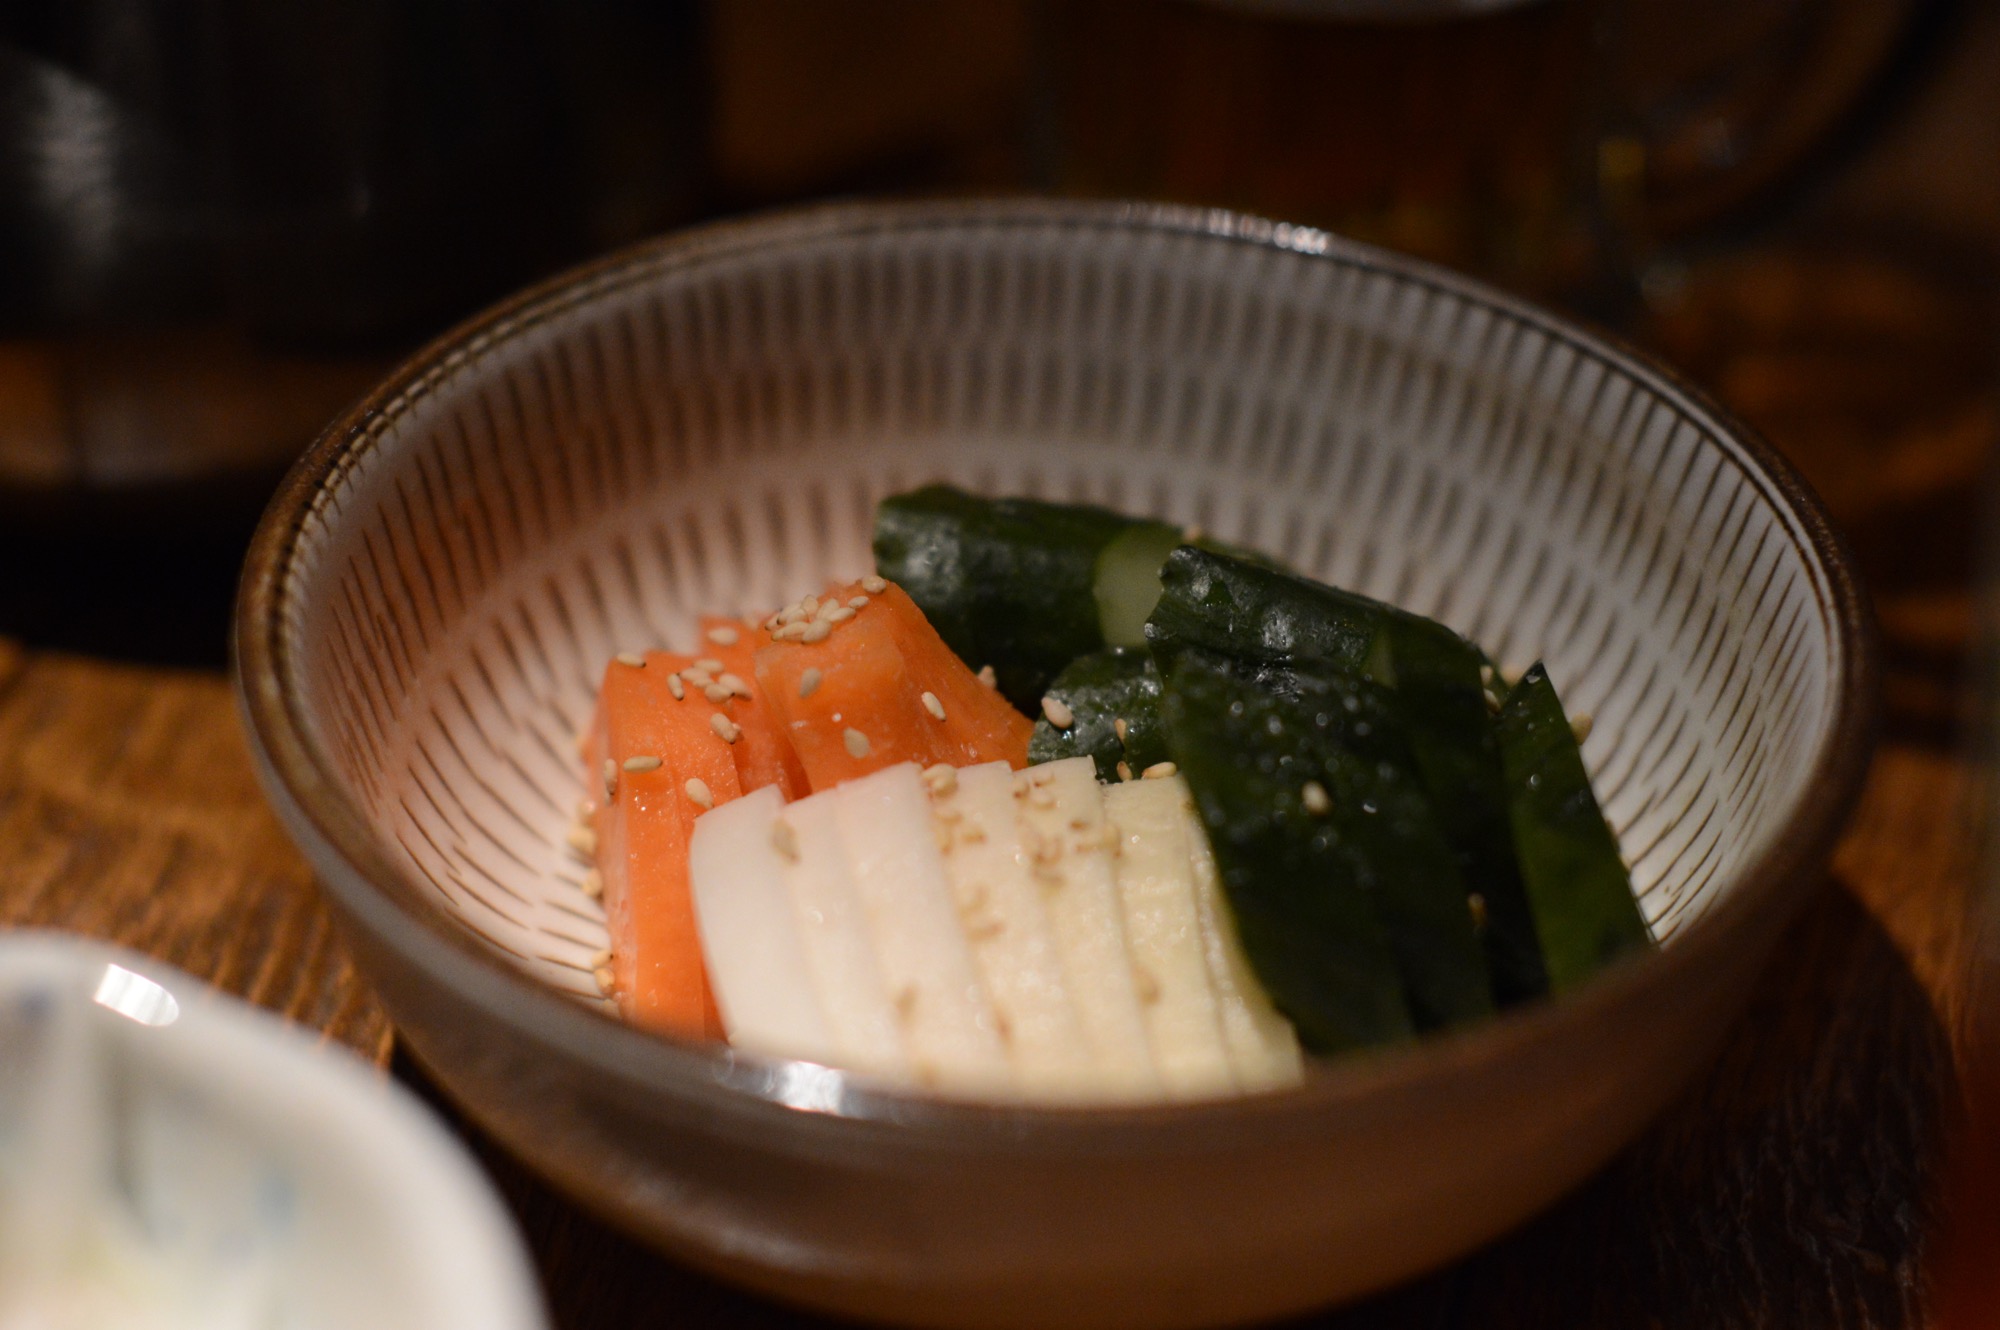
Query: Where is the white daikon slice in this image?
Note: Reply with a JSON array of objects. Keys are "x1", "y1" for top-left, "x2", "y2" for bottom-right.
[
  {"x1": 1014, "y1": 758, "x2": 1158, "y2": 1098},
  {"x1": 1181, "y1": 786, "x2": 1304, "y2": 1090},
  {"x1": 779, "y1": 790, "x2": 907, "y2": 1077},
  {"x1": 835, "y1": 763, "x2": 1011, "y2": 1093},
  {"x1": 931, "y1": 761, "x2": 1094, "y2": 1096},
  {"x1": 1104, "y1": 777, "x2": 1235, "y2": 1099},
  {"x1": 688, "y1": 786, "x2": 837, "y2": 1063}
]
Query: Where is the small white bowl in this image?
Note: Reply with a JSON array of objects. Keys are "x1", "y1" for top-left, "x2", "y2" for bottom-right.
[{"x1": 0, "y1": 932, "x2": 547, "y2": 1330}]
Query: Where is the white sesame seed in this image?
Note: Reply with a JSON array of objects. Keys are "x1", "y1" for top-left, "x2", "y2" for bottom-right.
[
  {"x1": 695, "y1": 657, "x2": 723, "y2": 673},
  {"x1": 580, "y1": 868, "x2": 603, "y2": 899},
  {"x1": 566, "y1": 825, "x2": 599, "y2": 858},
  {"x1": 1142, "y1": 761, "x2": 1177, "y2": 780},
  {"x1": 921, "y1": 691, "x2": 946, "y2": 721},
  {"x1": 615, "y1": 651, "x2": 646, "y2": 668},
  {"x1": 922, "y1": 763, "x2": 957, "y2": 795},
  {"x1": 798, "y1": 667, "x2": 822, "y2": 698},
  {"x1": 706, "y1": 625, "x2": 740, "y2": 646},
  {"x1": 825, "y1": 606, "x2": 855, "y2": 623},
  {"x1": 843, "y1": 727, "x2": 871, "y2": 758},
  {"x1": 665, "y1": 672, "x2": 685, "y2": 700},
  {"x1": 594, "y1": 966, "x2": 616, "y2": 995},
  {"x1": 801, "y1": 595, "x2": 820, "y2": 617},
  {"x1": 815, "y1": 599, "x2": 841, "y2": 622},
  {"x1": 847, "y1": 595, "x2": 870, "y2": 609},
  {"x1": 977, "y1": 665, "x2": 997, "y2": 688},
  {"x1": 800, "y1": 620, "x2": 832, "y2": 643},
  {"x1": 703, "y1": 683, "x2": 732, "y2": 704},
  {"x1": 1571, "y1": 712, "x2": 1595, "y2": 743},
  {"x1": 711, "y1": 713, "x2": 741, "y2": 744},
  {"x1": 590, "y1": 947, "x2": 613, "y2": 969},
  {"x1": 602, "y1": 759, "x2": 618, "y2": 800},
  {"x1": 718, "y1": 672, "x2": 753, "y2": 698},
  {"x1": 1302, "y1": 780, "x2": 1332, "y2": 815},
  {"x1": 862, "y1": 575, "x2": 888, "y2": 594},
  {"x1": 1114, "y1": 717, "x2": 1128, "y2": 742},
  {"x1": 1116, "y1": 760, "x2": 1134, "y2": 782},
  {"x1": 776, "y1": 622, "x2": 809, "y2": 641},
  {"x1": 771, "y1": 820, "x2": 800, "y2": 861},
  {"x1": 1041, "y1": 696, "x2": 1075, "y2": 728},
  {"x1": 684, "y1": 777, "x2": 714, "y2": 809},
  {"x1": 623, "y1": 755, "x2": 662, "y2": 773},
  {"x1": 682, "y1": 668, "x2": 714, "y2": 687}
]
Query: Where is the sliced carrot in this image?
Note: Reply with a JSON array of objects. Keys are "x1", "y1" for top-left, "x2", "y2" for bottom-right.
[
  {"x1": 697, "y1": 615, "x2": 809, "y2": 801},
  {"x1": 753, "y1": 580, "x2": 1033, "y2": 792},
  {"x1": 865, "y1": 582, "x2": 1035, "y2": 768},
  {"x1": 586, "y1": 651, "x2": 743, "y2": 1039}
]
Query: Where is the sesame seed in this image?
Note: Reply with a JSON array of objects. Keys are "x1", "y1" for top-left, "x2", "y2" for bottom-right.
[
  {"x1": 1479, "y1": 664, "x2": 1495, "y2": 685},
  {"x1": 798, "y1": 668, "x2": 822, "y2": 698},
  {"x1": 594, "y1": 966, "x2": 616, "y2": 995},
  {"x1": 847, "y1": 595, "x2": 870, "y2": 609},
  {"x1": 815, "y1": 599, "x2": 841, "y2": 622},
  {"x1": 602, "y1": 759, "x2": 618, "y2": 800},
  {"x1": 1116, "y1": 760, "x2": 1134, "y2": 782},
  {"x1": 566, "y1": 825, "x2": 599, "y2": 858},
  {"x1": 580, "y1": 868, "x2": 603, "y2": 899},
  {"x1": 771, "y1": 820, "x2": 800, "y2": 862},
  {"x1": 682, "y1": 668, "x2": 714, "y2": 687},
  {"x1": 776, "y1": 622, "x2": 809, "y2": 641},
  {"x1": 922, "y1": 763, "x2": 957, "y2": 796},
  {"x1": 1571, "y1": 712, "x2": 1595, "y2": 743},
  {"x1": 862, "y1": 575, "x2": 888, "y2": 594},
  {"x1": 590, "y1": 947, "x2": 613, "y2": 969},
  {"x1": 800, "y1": 595, "x2": 820, "y2": 617},
  {"x1": 695, "y1": 657, "x2": 723, "y2": 673},
  {"x1": 703, "y1": 683, "x2": 732, "y2": 704},
  {"x1": 666, "y1": 672, "x2": 685, "y2": 700},
  {"x1": 921, "y1": 690, "x2": 946, "y2": 721},
  {"x1": 1113, "y1": 717, "x2": 1128, "y2": 742},
  {"x1": 711, "y1": 714, "x2": 741, "y2": 744},
  {"x1": 844, "y1": 727, "x2": 871, "y2": 758},
  {"x1": 706, "y1": 625, "x2": 740, "y2": 646},
  {"x1": 615, "y1": 651, "x2": 646, "y2": 668},
  {"x1": 800, "y1": 620, "x2": 832, "y2": 643},
  {"x1": 825, "y1": 606, "x2": 855, "y2": 623},
  {"x1": 1040, "y1": 696, "x2": 1075, "y2": 728},
  {"x1": 622, "y1": 755, "x2": 662, "y2": 773},
  {"x1": 719, "y1": 672, "x2": 753, "y2": 697},
  {"x1": 1142, "y1": 761, "x2": 1178, "y2": 780},
  {"x1": 684, "y1": 777, "x2": 714, "y2": 809},
  {"x1": 1301, "y1": 780, "x2": 1332, "y2": 815},
  {"x1": 977, "y1": 664, "x2": 997, "y2": 688}
]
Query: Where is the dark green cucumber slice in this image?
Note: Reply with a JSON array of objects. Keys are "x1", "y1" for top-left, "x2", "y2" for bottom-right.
[
  {"x1": 1148, "y1": 547, "x2": 1549, "y2": 1004},
  {"x1": 1494, "y1": 663, "x2": 1652, "y2": 991},
  {"x1": 1093, "y1": 521, "x2": 1185, "y2": 648},
  {"x1": 873, "y1": 485, "x2": 1140, "y2": 711},
  {"x1": 1027, "y1": 647, "x2": 1170, "y2": 780},
  {"x1": 1162, "y1": 650, "x2": 1494, "y2": 1048}
]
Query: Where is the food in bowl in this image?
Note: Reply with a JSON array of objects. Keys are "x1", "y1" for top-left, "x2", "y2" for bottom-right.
[{"x1": 571, "y1": 485, "x2": 1649, "y2": 1101}]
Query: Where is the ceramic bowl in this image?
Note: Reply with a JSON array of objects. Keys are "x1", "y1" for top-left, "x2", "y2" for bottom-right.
[
  {"x1": 235, "y1": 200, "x2": 1875, "y2": 1329},
  {"x1": 0, "y1": 932, "x2": 545, "y2": 1330}
]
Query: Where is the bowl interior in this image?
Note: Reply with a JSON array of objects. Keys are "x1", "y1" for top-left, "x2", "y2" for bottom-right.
[{"x1": 261, "y1": 205, "x2": 1849, "y2": 1023}]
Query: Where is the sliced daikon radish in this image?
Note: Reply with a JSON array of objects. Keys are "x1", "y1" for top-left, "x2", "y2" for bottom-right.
[
  {"x1": 836, "y1": 763, "x2": 1011, "y2": 1092},
  {"x1": 1015, "y1": 758, "x2": 1158, "y2": 1098},
  {"x1": 1181, "y1": 785, "x2": 1304, "y2": 1090},
  {"x1": 779, "y1": 790, "x2": 907, "y2": 1077},
  {"x1": 688, "y1": 786, "x2": 837, "y2": 1063},
  {"x1": 1104, "y1": 777, "x2": 1235, "y2": 1099},
  {"x1": 930, "y1": 761, "x2": 1094, "y2": 1095}
]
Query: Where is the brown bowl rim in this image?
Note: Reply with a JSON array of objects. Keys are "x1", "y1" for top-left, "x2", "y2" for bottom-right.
[{"x1": 234, "y1": 196, "x2": 1879, "y2": 1154}]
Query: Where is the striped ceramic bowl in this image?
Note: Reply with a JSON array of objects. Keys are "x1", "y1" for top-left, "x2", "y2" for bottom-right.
[{"x1": 235, "y1": 200, "x2": 1875, "y2": 1329}]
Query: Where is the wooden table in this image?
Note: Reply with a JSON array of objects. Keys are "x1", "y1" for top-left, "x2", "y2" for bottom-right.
[{"x1": 1, "y1": 224, "x2": 1991, "y2": 1327}]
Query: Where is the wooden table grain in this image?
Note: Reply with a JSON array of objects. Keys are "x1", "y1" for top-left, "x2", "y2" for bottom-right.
[{"x1": 1, "y1": 226, "x2": 1993, "y2": 1330}]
